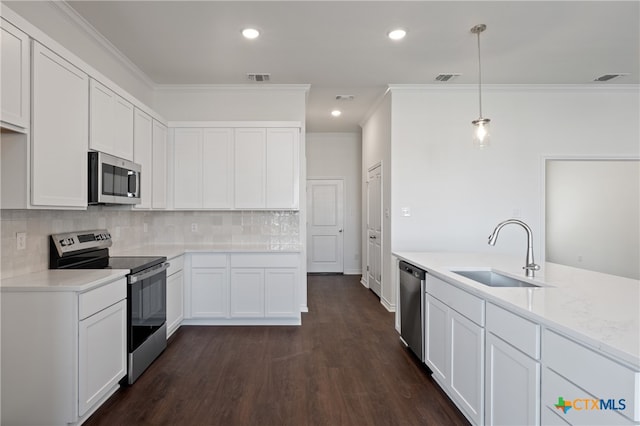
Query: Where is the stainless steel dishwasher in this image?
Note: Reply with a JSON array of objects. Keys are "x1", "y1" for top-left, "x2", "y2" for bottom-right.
[{"x1": 399, "y1": 261, "x2": 426, "y2": 361}]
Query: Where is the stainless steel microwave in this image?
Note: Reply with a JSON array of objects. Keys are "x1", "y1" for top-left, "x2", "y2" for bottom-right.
[{"x1": 88, "y1": 152, "x2": 141, "y2": 205}]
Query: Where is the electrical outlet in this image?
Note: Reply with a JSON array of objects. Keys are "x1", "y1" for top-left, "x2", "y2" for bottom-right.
[
  {"x1": 191, "y1": 223, "x2": 198, "y2": 232},
  {"x1": 16, "y1": 232, "x2": 26, "y2": 250},
  {"x1": 401, "y1": 207, "x2": 411, "y2": 217}
]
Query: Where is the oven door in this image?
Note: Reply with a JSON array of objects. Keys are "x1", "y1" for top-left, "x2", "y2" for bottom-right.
[{"x1": 128, "y1": 262, "x2": 169, "y2": 353}]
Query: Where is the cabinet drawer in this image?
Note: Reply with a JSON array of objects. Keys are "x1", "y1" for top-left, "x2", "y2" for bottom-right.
[
  {"x1": 543, "y1": 329, "x2": 639, "y2": 422},
  {"x1": 79, "y1": 278, "x2": 126, "y2": 320},
  {"x1": 542, "y1": 367, "x2": 635, "y2": 425},
  {"x1": 167, "y1": 255, "x2": 184, "y2": 276},
  {"x1": 487, "y1": 302, "x2": 540, "y2": 358},
  {"x1": 426, "y1": 274, "x2": 484, "y2": 326},
  {"x1": 191, "y1": 253, "x2": 227, "y2": 268},
  {"x1": 230, "y1": 253, "x2": 299, "y2": 268}
]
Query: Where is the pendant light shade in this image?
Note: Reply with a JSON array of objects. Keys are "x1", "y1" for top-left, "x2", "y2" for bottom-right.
[{"x1": 471, "y1": 24, "x2": 490, "y2": 148}]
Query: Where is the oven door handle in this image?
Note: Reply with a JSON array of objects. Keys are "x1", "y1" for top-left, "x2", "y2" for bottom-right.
[{"x1": 128, "y1": 262, "x2": 170, "y2": 284}]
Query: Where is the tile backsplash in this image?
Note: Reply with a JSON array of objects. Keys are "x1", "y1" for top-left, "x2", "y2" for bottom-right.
[{"x1": 1, "y1": 208, "x2": 299, "y2": 279}]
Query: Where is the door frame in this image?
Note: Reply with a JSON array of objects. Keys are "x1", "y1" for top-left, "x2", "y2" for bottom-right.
[
  {"x1": 306, "y1": 176, "x2": 346, "y2": 273},
  {"x1": 365, "y1": 162, "x2": 383, "y2": 294}
]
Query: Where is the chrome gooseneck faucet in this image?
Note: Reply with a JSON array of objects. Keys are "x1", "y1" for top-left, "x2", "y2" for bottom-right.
[{"x1": 488, "y1": 219, "x2": 540, "y2": 278}]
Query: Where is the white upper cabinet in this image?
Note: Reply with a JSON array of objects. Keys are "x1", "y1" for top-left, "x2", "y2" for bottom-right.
[
  {"x1": 133, "y1": 108, "x2": 153, "y2": 209},
  {"x1": 31, "y1": 41, "x2": 88, "y2": 208},
  {"x1": 234, "y1": 127, "x2": 300, "y2": 210},
  {"x1": 266, "y1": 128, "x2": 299, "y2": 209},
  {"x1": 203, "y1": 128, "x2": 234, "y2": 208},
  {"x1": 1, "y1": 18, "x2": 30, "y2": 131},
  {"x1": 89, "y1": 79, "x2": 134, "y2": 160},
  {"x1": 234, "y1": 128, "x2": 267, "y2": 208},
  {"x1": 171, "y1": 124, "x2": 300, "y2": 210},
  {"x1": 173, "y1": 127, "x2": 234, "y2": 209},
  {"x1": 173, "y1": 128, "x2": 204, "y2": 209},
  {"x1": 152, "y1": 119, "x2": 168, "y2": 209}
]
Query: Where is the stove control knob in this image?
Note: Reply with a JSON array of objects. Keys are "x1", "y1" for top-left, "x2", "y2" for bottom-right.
[{"x1": 59, "y1": 239, "x2": 67, "y2": 247}]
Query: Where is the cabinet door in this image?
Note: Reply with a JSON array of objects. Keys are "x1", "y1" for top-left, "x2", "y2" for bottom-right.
[
  {"x1": 266, "y1": 128, "x2": 299, "y2": 209},
  {"x1": 78, "y1": 299, "x2": 126, "y2": 416},
  {"x1": 485, "y1": 332, "x2": 540, "y2": 426},
  {"x1": 32, "y1": 41, "x2": 88, "y2": 208},
  {"x1": 1, "y1": 19, "x2": 29, "y2": 130},
  {"x1": 450, "y1": 309, "x2": 484, "y2": 425},
  {"x1": 203, "y1": 128, "x2": 234, "y2": 208},
  {"x1": 89, "y1": 79, "x2": 115, "y2": 155},
  {"x1": 152, "y1": 120, "x2": 168, "y2": 209},
  {"x1": 113, "y1": 95, "x2": 134, "y2": 161},
  {"x1": 425, "y1": 294, "x2": 449, "y2": 384},
  {"x1": 265, "y1": 268, "x2": 298, "y2": 317},
  {"x1": 191, "y1": 268, "x2": 228, "y2": 318},
  {"x1": 174, "y1": 128, "x2": 203, "y2": 209},
  {"x1": 230, "y1": 268, "x2": 265, "y2": 317},
  {"x1": 133, "y1": 109, "x2": 153, "y2": 209},
  {"x1": 166, "y1": 270, "x2": 184, "y2": 338},
  {"x1": 234, "y1": 128, "x2": 266, "y2": 208}
]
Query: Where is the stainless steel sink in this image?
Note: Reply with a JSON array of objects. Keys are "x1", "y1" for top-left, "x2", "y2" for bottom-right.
[{"x1": 451, "y1": 269, "x2": 541, "y2": 288}]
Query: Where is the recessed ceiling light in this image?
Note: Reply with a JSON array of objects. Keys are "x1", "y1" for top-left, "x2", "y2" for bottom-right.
[
  {"x1": 388, "y1": 29, "x2": 407, "y2": 40},
  {"x1": 242, "y1": 28, "x2": 260, "y2": 39},
  {"x1": 331, "y1": 110, "x2": 342, "y2": 117}
]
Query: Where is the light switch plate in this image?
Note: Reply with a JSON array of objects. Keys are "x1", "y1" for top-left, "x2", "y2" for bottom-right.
[{"x1": 16, "y1": 232, "x2": 26, "y2": 250}]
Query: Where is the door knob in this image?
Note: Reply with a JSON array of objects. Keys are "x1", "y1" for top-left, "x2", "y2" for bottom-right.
[{"x1": 338, "y1": 229, "x2": 343, "y2": 233}]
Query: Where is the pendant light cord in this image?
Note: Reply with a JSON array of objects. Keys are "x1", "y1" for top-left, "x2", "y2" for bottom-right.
[{"x1": 477, "y1": 30, "x2": 483, "y2": 119}]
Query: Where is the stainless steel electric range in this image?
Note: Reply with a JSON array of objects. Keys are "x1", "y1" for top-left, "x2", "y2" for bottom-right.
[{"x1": 49, "y1": 229, "x2": 169, "y2": 384}]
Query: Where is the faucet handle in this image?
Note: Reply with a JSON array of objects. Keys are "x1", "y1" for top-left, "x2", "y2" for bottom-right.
[{"x1": 524, "y1": 263, "x2": 541, "y2": 271}]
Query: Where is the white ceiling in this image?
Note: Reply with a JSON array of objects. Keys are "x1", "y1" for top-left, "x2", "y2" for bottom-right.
[{"x1": 64, "y1": 1, "x2": 639, "y2": 132}]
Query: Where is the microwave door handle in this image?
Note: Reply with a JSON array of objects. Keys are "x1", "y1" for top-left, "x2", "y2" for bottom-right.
[
  {"x1": 128, "y1": 262, "x2": 170, "y2": 284},
  {"x1": 127, "y1": 171, "x2": 137, "y2": 197}
]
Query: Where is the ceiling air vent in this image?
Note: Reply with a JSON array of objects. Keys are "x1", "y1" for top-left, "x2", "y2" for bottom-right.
[
  {"x1": 246, "y1": 73, "x2": 271, "y2": 82},
  {"x1": 435, "y1": 73, "x2": 461, "y2": 82},
  {"x1": 594, "y1": 73, "x2": 629, "y2": 82}
]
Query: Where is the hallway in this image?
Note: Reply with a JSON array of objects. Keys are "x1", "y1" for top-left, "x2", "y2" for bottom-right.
[{"x1": 86, "y1": 274, "x2": 468, "y2": 425}]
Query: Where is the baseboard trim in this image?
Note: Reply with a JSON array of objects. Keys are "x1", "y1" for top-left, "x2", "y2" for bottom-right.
[{"x1": 380, "y1": 297, "x2": 396, "y2": 313}]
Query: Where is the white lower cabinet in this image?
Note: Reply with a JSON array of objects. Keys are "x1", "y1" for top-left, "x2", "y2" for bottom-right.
[
  {"x1": 190, "y1": 267, "x2": 229, "y2": 319},
  {"x1": 1, "y1": 277, "x2": 127, "y2": 425},
  {"x1": 184, "y1": 252, "x2": 301, "y2": 325},
  {"x1": 166, "y1": 256, "x2": 185, "y2": 338},
  {"x1": 78, "y1": 299, "x2": 127, "y2": 416},
  {"x1": 485, "y1": 333, "x2": 540, "y2": 425},
  {"x1": 230, "y1": 268, "x2": 265, "y2": 317},
  {"x1": 542, "y1": 328, "x2": 639, "y2": 425},
  {"x1": 424, "y1": 274, "x2": 485, "y2": 425},
  {"x1": 485, "y1": 302, "x2": 541, "y2": 426}
]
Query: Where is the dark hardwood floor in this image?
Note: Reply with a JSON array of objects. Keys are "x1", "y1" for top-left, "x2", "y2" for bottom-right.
[{"x1": 85, "y1": 274, "x2": 469, "y2": 426}]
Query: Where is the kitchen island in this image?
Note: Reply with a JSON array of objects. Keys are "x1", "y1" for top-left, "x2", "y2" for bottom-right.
[{"x1": 394, "y1": 251, "x2": 640, "y2": 426}]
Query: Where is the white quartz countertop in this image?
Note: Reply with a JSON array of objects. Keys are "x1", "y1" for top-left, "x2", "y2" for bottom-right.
[
  {"x1": 0, "y1": 269, "x2": 128, "y2": 292},
  {"x1": 394, "y1": 251, "x2": 640, "y2": 369},
  {"x1": 111, "y1": 243, "x2": 303, "y2": 260}
]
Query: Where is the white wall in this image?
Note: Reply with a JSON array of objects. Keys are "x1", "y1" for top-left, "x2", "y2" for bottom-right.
[
  {"x1": 306, "y1": 132, "x2": 362, "y2": 274},
  {"x1": 361, "y1": 93, "x2": 394, "y2": 310},
  {"x1": 546, "y1": 159, "x2": 640, "y2": 279},
  {"x1": 154, "y1": 86, "x2": 307, "y2": 123},
  {"x1": 389, "y1": 85, "x2": 640, "y2": 270},
  {"x1": 3, "y1": 1, "x2": 154, "y2": 105}
]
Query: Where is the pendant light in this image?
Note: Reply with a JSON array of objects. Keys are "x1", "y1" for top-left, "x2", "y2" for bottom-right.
[{"x1": 471, "y1": 24, "x2": 490, "y2": 148}]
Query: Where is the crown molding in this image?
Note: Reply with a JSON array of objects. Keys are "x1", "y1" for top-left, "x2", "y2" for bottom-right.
[
  {"x1": 53, "y1": 1, "x2": 156, "y2": 90},
  {"x1": 155, "y1": 84, "x2": 311, "y2": 93},
  {"x1": 387, "y1": 83, "x2": 640, "y2": 93}
]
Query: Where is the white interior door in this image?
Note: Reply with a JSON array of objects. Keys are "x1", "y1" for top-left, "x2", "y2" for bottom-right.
[
  {"x1": 307, "y1": 179, "x2": 344, "y2": 273},
  {"x1": 367, "y1": 166, "x2": 382, "y2": 296}
]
